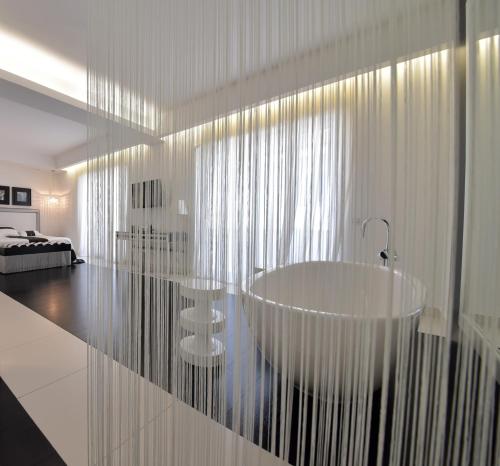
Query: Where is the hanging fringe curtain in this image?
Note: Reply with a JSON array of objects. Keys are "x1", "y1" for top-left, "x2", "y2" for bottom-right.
[
  {"x1": 448, "y1": 1, "x2": 500, "y2": 465},
  {"x1": 86, "y1": 0, "x2": 498, "y2": 465}
]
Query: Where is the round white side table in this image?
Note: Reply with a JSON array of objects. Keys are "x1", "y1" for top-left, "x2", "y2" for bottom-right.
[{"x1": 179, "y1": 278, "x2": 225, "y2": 367}]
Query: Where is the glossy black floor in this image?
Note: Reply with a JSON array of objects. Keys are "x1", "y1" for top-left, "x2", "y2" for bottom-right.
[
  {"x1": 3, "y1": 265, "x2": 494, "y2": 466},
  {"x1": 0, "y1": 263, "x2": 383, "y2": 466},
  {"x1": 0, "y1": 377, "x2": 64, "y2": 466},
  {"x1": 0, "y1": 264, "x2": 89, "y2": 342}
]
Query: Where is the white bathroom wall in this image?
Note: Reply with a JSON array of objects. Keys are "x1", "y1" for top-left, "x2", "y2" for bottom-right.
[{"x1": 0, "y1": 160, "x2": 71, "y2": 236}]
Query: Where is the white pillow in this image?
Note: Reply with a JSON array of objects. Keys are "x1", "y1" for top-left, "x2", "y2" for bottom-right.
[{"x1": 0, "y1": 227, "x2": 18, "y2": 237}]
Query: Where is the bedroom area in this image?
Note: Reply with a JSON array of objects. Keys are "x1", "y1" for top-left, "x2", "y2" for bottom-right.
[{"x1": 0, "y1": 0, "x2": 499, "y2": 466}]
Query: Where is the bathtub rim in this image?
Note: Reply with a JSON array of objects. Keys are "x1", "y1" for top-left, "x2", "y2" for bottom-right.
[{"x1": 241, "y1": 260, "x2": 426, "y2": 320}]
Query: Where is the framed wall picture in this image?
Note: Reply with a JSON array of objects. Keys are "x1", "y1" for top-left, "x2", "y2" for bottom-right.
[
  {"x1": 132, "y1": 179, "x2": 163, "y2": 208},
  {"x1": 12, "y1": 187, "x2": 32, "y2": 207},
  {"x1": 0, "y1": 186, "x2": 9, "y2": 205}
]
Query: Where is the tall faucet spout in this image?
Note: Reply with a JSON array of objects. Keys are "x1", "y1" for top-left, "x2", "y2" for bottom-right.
[{"x1": 361, "y1": 217, "x2": 396, "y2": 266}]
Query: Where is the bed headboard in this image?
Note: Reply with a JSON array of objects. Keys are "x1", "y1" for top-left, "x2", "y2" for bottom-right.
[{"x1": 0, "y1": 207, "x2": 40, "y2": 232}]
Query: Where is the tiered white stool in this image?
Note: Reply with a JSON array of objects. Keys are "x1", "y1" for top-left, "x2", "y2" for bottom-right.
[{"x1": 179, "y1": 278, "x2": 225, "y2": 367}]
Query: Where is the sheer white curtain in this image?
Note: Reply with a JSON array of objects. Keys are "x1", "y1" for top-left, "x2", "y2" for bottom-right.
[
  {"x1": 194, "y1": 137, "x2": 239, "y2": 282},
  {"x1": 194, "y1": 95, "x2": 349, "y2": 283},
  {"x1": 83, "y1": 152, "x2": 129, "y2": 263},
  {"x1": 287, "y1": 90, "x2": 352, "y2": 265}
]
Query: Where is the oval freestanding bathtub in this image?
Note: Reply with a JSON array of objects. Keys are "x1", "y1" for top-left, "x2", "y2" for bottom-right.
[{"x1": 241, "y1": 261, "x2": 425, "y2": 396}]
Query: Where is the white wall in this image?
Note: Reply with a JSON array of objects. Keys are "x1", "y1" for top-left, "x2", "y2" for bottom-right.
[
  {"x1": 0, "y1": 160, "x2": 71, "y2": 236},
  {"x1": 62, "y1": 162, "x2": 87, "y2": 256}
]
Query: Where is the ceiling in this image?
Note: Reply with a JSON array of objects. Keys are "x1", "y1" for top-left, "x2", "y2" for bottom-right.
[
  {"x1": 0, "y1": 0, "x2": 87, "y2": 70},
  {"x1": 0, "y1": 0, "x2": 438, "y2": 169},
  {"x1": 0, "y1": 96, "x2": 86, "y2": 169},
  {"x1": 0, "y1": 0, "x2": 87, "y2": 169},
  {"x1": 0, "y1": 0, "x2": 431, "y2": 107}
]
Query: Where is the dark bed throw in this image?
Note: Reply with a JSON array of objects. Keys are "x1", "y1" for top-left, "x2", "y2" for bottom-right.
[{"x1": 6, "y1": 235, "x2": 49, "y2": 243}]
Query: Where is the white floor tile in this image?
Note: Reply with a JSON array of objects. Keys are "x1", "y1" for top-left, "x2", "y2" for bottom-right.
[
  {"x1": 19, "y1": 367, "x2": 88, "y2": 466},
  {"x1": 0, "y1": 291, "x2": 61, "y2": 351},
  {"x1": 111, "y1": 399, "x2": 290, "y2": 466},
  {"x1": 20, "y1": 362, "x2": 173, "y2": 466},
  {"x1": 0, "y1": 328, "x2": 87, "y2": 397},
  {"x1": 170, "y1": 400, "x2": 291, "y2": 466},
  {"x1": 89, "y1": 357, "x2": 173, "y2": 449}
]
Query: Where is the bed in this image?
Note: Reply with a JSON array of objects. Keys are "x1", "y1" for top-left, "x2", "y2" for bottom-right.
[{"x1": 0, "y1": 208, "x2": 73, "y2": 274}]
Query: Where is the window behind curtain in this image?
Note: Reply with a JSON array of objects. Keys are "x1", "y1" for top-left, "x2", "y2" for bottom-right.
[{"x1": 193, "y1": 107, "x2": 345, "y2": 284}]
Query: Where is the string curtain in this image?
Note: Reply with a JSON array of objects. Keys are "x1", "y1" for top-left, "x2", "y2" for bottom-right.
[{"x1": 85, "y1": 0, "x2": 498, "y2": 465}]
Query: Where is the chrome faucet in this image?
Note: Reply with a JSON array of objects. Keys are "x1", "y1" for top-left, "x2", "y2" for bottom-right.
[{"x1": 361, "y1": 217, "x2": 398, "y2": 266}]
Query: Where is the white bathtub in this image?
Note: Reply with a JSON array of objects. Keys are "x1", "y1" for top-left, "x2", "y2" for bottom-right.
[{"x1": 241, "y1": 261, "x2": 425, "y2": 396}]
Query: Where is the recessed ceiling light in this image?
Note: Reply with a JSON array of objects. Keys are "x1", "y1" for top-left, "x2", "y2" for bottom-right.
[{"x1": 0, "y1": 28, "x2": 86, "y2": 103}]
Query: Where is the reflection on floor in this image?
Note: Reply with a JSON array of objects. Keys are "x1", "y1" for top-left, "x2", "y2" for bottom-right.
[{"x1": 0, "y1": 264, "x2": 89, "y2": 341}]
